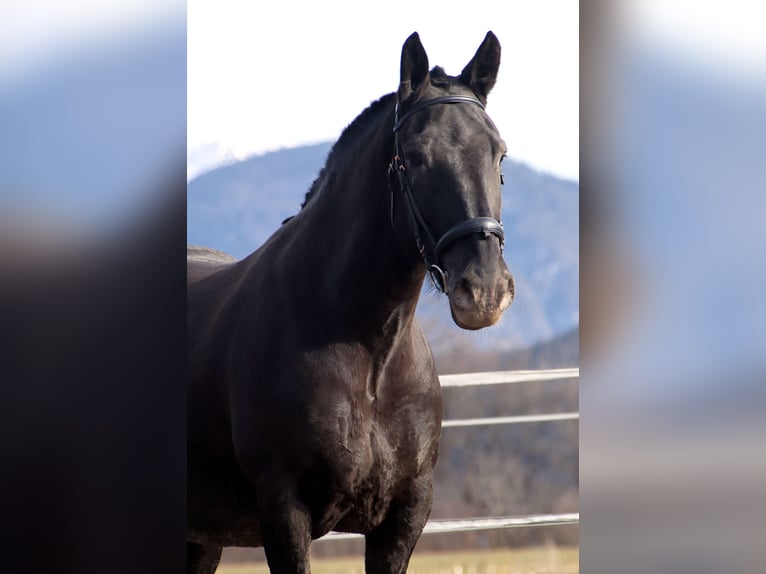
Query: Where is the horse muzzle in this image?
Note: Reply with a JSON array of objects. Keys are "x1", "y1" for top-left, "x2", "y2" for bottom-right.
[{"x1": 445, "y1": 261, "x2": 514, "y2": 330}]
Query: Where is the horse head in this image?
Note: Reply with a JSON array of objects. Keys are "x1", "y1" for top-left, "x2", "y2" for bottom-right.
[{"x1": 392, "y1": 31, "x2": 514, "y2": 330}]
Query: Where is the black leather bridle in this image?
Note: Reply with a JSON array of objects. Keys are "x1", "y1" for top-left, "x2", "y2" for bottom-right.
[{"x1": 389, "y1": 95, "x2": 505, "y2": 293}]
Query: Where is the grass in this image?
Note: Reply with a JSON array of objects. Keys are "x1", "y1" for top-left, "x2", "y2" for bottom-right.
[{"x1": 217, "y1": 546, "x2": 578, "y2": 574}]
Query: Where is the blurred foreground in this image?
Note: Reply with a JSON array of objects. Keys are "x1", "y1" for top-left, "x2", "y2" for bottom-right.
[
  {"x1": 0, "y1": 3, "x2": 187, "y2": 572},
  {"x1": 581, "y1": 2, "x2": 766, "y2": 573}
]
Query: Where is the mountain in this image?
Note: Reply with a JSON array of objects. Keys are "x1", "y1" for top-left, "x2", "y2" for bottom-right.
[{"x1": 187, "y1": 145, "x2": 578, "y2": 351}]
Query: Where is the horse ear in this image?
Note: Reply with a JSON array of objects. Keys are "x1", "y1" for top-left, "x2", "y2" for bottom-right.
[
  {"x1": 460, "y1": 31, "x2": 501, "y2": 101},
  {"x1": 399, "y1": 32, "x2": 430, "y2": 102}
]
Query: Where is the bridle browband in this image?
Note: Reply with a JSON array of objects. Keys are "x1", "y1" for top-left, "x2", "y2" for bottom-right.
[{"x1": 389, "y1": 95, "x2": 505, "y2": 293}]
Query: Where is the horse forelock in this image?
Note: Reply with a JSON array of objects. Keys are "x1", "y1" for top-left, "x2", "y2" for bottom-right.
[{"x1": 429, "y1": 66, "x2": 452, "y2": 88}]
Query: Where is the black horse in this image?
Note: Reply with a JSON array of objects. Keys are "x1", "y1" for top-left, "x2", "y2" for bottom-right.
[{"x1": 187, "y1": 31, "x2": 514, "y2": 573}]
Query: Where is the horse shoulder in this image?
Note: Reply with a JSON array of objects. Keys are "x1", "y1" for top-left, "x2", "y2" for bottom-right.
[{"x1": 405, "y1": 319, "x2": 440, "y2": 387}]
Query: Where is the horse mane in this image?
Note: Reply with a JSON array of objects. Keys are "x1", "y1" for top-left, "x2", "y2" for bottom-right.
[
  {"x1": 298, "y1": 67, "x2": 457, "y2": 210},
  {"x1": 299, "y1": 93, "x2": 396, "y2": 209}
]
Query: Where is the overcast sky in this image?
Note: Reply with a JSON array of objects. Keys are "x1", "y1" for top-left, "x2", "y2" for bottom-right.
[{"x1": 187, "y1": 0, "x2": 579, "y2": 181}]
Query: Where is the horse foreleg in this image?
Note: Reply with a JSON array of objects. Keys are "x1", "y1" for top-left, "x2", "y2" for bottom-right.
[
  {"x1": 364, "y1": 474, "x2": 434, "y2": 574},
  {"x1": 187, "y1": 542, "x2": 222, "y2": 574},
  {"x1": 257, "y1": 474, "x2": 313, "y2": 574}
]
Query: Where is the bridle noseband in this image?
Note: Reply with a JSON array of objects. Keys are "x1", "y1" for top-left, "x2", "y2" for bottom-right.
[{"x1": 389, "y1": 95, "x2": 505, "y2": 293}]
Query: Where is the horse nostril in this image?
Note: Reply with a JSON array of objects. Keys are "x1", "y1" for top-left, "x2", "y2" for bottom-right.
[
  {"x1": 453, "y1": 277, "x2": 476, "y2": 305},
  {"x1": 507, "y1": 274, "x2": 515, "y2": 302}
]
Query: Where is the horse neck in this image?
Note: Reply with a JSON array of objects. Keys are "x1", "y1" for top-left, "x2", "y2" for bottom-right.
[{"x1": 285, "y1": 108, "x2": 426, "y2": 335}]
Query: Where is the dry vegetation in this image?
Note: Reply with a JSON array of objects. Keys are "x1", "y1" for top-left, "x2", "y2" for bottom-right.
[{"x1": 218, "y1": 546, "x2": 578, "y2": 574}]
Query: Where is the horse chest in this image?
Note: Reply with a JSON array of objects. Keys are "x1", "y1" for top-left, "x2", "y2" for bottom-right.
[
  {"x1": 334, "y1": 430, "x2": 399, "y2": 531},
  {"x1": 311, "y1": 390, "x2": 439, "y2": 534}
]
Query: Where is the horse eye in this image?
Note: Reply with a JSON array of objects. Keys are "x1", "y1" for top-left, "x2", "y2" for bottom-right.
[{"x1": 405, "y1": 152, "x2": 425, "y2": 167}]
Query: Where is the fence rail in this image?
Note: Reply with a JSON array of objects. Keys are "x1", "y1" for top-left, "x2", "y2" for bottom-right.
[
  {"x1": 442, "y1": 412, "x2": 579, "y2": 427},
  {"x1": 319, "y1": 513, "x2": 580, "y2": 541},
  {"x1": 439, "y1": 367, "x2": 579, "y2": 387}
]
